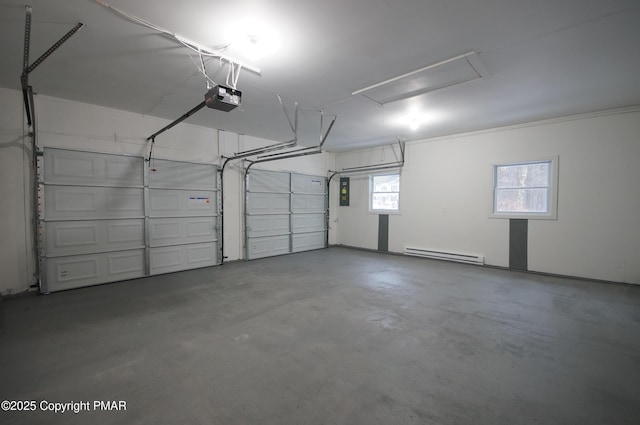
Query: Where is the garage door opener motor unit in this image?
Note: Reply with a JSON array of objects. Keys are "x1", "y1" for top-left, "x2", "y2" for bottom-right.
[{"x1": 205, "y1": 85, "x2": 242, "y2": 111}]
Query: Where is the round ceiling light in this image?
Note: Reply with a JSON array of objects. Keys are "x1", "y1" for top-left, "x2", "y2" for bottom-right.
[{"x1": 227, "y1": 18, "x2": 281, "y2": 61}]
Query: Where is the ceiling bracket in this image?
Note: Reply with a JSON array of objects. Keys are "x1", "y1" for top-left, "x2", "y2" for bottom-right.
[
  {"x1": 23, "y1": 23, "x2": 85, "y2": 77},
  {"x1": 20, "y1": 6, "x2": 83, "y2": 127},
  {"x1": 278, "y1": 95, "x2": 299, "y2": 136}
]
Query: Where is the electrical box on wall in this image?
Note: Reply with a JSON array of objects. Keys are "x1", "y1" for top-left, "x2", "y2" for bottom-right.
[{"x1": 339, "y1": 177, "x2": 349, "y2": 206}]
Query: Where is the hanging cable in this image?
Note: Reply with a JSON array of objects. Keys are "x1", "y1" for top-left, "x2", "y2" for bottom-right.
[
  {"x1": 233, "y1": 64, "x2": 242, "y2": 89},
  {"x1": 224, "y1": 62, "x2": 242, "y2": 89},
  {"x1": 185, "y1": 50, "x2": 218, "y2": 88},
  {"x1": 199, "y1": 50, "x2": 208, "y2": 88},
  {"x1": 94, "y1": 0, "x2": 261, "y2": 75}
]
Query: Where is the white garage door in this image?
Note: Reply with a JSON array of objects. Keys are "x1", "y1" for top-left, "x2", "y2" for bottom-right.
[
  {"x1": 148, "y1": 159, "x2": 219, "y2": 275},
  {"x1": 39, "y1": 149, "x2": 219, "y2": 292},
  {"x1": 246, "y1": 169, "x2": 326, "y2": 260}
]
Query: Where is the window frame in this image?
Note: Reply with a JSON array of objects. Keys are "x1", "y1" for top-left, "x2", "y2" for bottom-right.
[
  {"x1": 490, "y1": 157, "x2": 559, "y2": 220},
  {"x1": 369, "y1": 172, "x2": 401, "y2": 214}
]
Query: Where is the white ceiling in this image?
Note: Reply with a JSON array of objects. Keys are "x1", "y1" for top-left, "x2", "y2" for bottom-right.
[{"x1": 1, "y1": 0, "x2": 639, "y2": 151}]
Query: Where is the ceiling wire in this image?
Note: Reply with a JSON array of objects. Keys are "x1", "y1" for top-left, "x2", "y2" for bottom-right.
[
  {"x1": 93, "y1": 0, "x2": 260, "y2": 75},
  {"x1": 226, "y1": 62, "x2": 242, "y2": 89},
  {"x1": 199, "y1": 50, "x2": 208, "y2": 87},
  {"x1": 185, "y1": 49, "x2": 218, "y2": 89}
]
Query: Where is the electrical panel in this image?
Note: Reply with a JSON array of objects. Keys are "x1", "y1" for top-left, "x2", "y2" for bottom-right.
[{"x1": 340, "y1": 177, "x2": 350, "y2": 206}]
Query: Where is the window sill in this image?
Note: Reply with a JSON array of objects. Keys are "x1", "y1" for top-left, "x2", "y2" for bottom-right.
[
  {"x1": 489, "y1": 212, "x2": 557, "y2": 220},
  {"x1": 369, "y1": 209, "x2": 402, "y2": 215}
]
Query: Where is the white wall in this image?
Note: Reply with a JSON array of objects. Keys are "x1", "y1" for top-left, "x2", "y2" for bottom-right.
[
  {"x1": 0, "y1": 88, "x2": 333, "y2": 294},
  {"x1": 333, "y1": 109, "x2": 640, "y2": 284},
  {"x1": 3, "y1": 85, "x2": 637, "y2": 291},
  {"x1": 0, "y1": 88, "x2": 34, "y2": 295}
]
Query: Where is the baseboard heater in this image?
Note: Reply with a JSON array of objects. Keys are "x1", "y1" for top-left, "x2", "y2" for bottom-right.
[{"x1": 404, "y1": 247, "x2": 485, "y2": 265}]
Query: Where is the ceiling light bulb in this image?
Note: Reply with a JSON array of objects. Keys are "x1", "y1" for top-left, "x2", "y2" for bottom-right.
[
  {"x1": 226, "y1": 18, "x2": 281, "y2": 61},
  {"x1": 247, "y1": 35, "x2": 260, "y2": 45}
]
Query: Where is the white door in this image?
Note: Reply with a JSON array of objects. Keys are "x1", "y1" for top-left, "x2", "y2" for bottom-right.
[
  {"x1": 40, "y1": 150, "x2": 220, "y2": 292},
  {"x1": 246, "y1": 170, "x2": 291, "y2": 259},
  {"x1": 148, "y1": 159, "x2": 219, "y2": 275},
  {"x1": 40, "y1": 149, "x2": 145, "y2": 292},
  {"x1": 245, "y1": 169, "x2": 326, "y2": 260},
  {"x1": 291, "y1": 174, "x2": 327, "y2": 252}
]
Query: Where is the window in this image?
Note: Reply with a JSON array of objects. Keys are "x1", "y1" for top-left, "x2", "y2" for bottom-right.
[
  {"x1": 492, "y1": 158, "x2": 558, "y2": 219},
  {"x1": 370, "y1": 174, "x2": 400, "y2": 212}
]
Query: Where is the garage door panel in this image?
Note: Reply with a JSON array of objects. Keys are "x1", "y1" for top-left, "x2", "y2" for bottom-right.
[
  {"x1": 248, "y1": 235, "x2": 290, "y2": 259},
  {"x1": 187, "y1": 219, "x2": 216, "y2": 238},
  {"x1": 107, "y1": 221, "x2": 145, "y2": 244},
  {"x1": 46, "y1": 219, "x2": 144, "y2": 256},
  {"x1": 248, "y1": 170, "x2": 290, "y2": 193},
  {"x1": 45, "y1": 186, "x2": 144, "y2": 219},
  {"x1": 149, "y1": 217, "x2": 217, "y2": 247},
  {"x1": 44, "y1": 249, "x2": 145, "y2": 292},
  {"x1": 53, "y1": 256, "x2": 99, "y2": 282},
  {"x1": 246, "y1": 171, "x2": 326, "y2": 260},
  {"x1": 292, "y1": 194, "x2": 325, "y2": 213},
  {"x1": 147, "y1": 160, "x2": 219, "y2": 276},
  {"x1": 292, "y1": 232, "x2": 325, "y2": 252},
  {"x1": 148, "y1": 189, "x2": 217, "y2": 217},
  {"x1": 106, "y1": 192, "x2": 145, "y2": 212},
  {"x1": 44, "y1": 149, "x2": 143, "y2": 187},
  {"x1": 292, "y1": 174, "x2": 326, "y2": 194},
  {"x1": 108, "y1": 251, "x2": 145, "y2": 274},
  {"x1": 247, "y1": 193, "x2": 290, "y2": 214},
  {"x1": 247, "y1": 215, "x2": 290, "y2": 238},
  {"x1": 41, "y1": 149, "x2": 221, "y2": 291},
  {"x1": 292, "y1": 213, "x2": 325, "y2": 233},
  {"x1": 150, "y1": 242, "x2": 217, "y2": 274},
  {"x1": 50, "y1": 223, "x2": 97, "y2": 249},
  {"x1": 150, "y1": 246, "x2": 181, "y2": 270},
  {"x1": 149, "y1": 160, "x2": 216, "y2": 190}
]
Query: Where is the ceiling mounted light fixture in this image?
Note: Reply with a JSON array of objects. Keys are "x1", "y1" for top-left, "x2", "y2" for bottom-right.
[
  {"x1": 227, "y1": 18, "x2": 281, "y2": 61},
  {"x1": 387, "y1": 106, "x2": 442, "y2": 132},
  {"x1": 406, "y1": 113, "x2": 431, "y2": 131}
]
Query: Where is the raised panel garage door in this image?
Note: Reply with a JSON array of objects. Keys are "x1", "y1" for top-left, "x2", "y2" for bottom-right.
[
  {"x1": 40, "y1": 149, "x2": 145, "y2": 292},
  {"x1": 246, "y1": 169, "x2": 326, "y2": 260},
  {"x1": 39, "y1": 149, "x2": 220, "y2": 292},
  {"x1": 148, "y1": 159, "x2": 219, "y2": 275},
  {"x1": 291, "y1": 174, "x2": 327, "y2": 253}
]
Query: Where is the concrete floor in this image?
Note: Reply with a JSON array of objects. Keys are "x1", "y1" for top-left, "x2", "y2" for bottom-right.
[{"x1": 1, "y1": 246, "x2": 639, "y2": 425}]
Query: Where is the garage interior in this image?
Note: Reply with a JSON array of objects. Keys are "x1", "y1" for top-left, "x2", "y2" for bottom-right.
[{"x1": 1, "y1": 1, "x2": 639, "y2": 424}]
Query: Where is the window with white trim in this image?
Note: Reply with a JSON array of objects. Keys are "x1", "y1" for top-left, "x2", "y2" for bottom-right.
[
  {"x1": 370, "y1": 173, "x2": 400, "y2": 212},
  {"x1": 492, "y1": 158, "x2": 558, "y2": 219}
]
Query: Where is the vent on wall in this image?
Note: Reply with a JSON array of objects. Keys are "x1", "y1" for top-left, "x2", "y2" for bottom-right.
[{"x1": 404, "y1": 247, "x2": 485, "y2": 265}]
